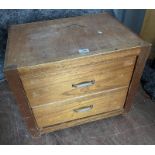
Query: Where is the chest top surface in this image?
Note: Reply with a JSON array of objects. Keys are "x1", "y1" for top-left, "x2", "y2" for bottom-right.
[{"x1": 5, "y1": 13, "x2": 147, "y2": 69}]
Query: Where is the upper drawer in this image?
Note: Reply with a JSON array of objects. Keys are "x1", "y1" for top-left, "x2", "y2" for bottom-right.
[{"x1": 18, "y1": 53, "x2": 137, "y2": 107}]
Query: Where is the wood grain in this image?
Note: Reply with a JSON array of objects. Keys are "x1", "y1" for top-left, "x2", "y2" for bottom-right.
[
  {"x1": 124, "y1": 46, "x2": 151, "y2": 112},
  {"x1": 41, "y1": 109, "x2": 124, "y2": 134},
  {"x1": 4, "y1": 69, "x2": 40, "y2": 137},
  {"x1": 19, "y1": 55, "x2": 136, "y2": 107},
  {"x1": 18, "y1": 48, "x2": 140, "y2": 75},
  {"x1": 33, "y1": 87, "x2": 128, "y2": 128},
  {"x1": 4, "y1": 13, "x2": 151, "y2": 136},
  {"x1": 5, "y1": 13, "x2": 146, "y2": 69}
]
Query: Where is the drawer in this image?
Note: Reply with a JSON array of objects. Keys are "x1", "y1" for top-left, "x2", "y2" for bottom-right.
[
  {"x1": 18, "y1": 54, "x2": 136, "y2": 107},
  {"x1": 33, "y1": 87, "x2": 128, "y2": 128}
]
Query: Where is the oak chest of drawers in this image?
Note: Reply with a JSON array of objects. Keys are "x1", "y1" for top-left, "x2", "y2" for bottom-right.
[{"x1": 4, "y1": 13, "x2": 151, "y2": 136}]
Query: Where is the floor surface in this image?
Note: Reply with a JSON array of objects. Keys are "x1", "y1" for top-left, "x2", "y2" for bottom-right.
[{"x1": 0, "y1": 81, "x2": 155, "y2": 145}]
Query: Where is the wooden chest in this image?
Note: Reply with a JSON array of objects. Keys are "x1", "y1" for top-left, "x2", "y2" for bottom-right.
[{"x1": 4, "y1": 13, "x2": 151, "y2": 136}]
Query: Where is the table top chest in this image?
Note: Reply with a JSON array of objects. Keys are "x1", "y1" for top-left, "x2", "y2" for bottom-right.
[{"x1": 4, "y1": 13, "x2": 151, "y2": 136}]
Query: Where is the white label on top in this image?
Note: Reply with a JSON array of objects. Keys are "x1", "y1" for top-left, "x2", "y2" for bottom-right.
[{"x1": 78, "y1": 48, "x2": 90, "y2": 55}]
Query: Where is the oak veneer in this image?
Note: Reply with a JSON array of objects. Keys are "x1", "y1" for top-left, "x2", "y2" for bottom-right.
[
  {"x1": 33, "y1": 87, "x2": 128, "y2": 128},
  {"x1": 18, "y1": 55, "x2": 136, "y2": 107},
  {"x1": 4, "y1": 13, "x2": 151, "y2": 136}
]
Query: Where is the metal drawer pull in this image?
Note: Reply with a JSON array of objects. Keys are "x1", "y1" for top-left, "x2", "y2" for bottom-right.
[
  {"x1": 73, "y1": 105, "x2": 93, "y2": 113},
  {"x1": 72, "y1": 80, "x2": 95, "y2": 88}
]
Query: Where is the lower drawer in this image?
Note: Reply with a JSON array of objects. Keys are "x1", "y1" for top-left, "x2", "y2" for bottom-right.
[{"x1": 33, "y1": 87, "x2": 128, "y2": 128}]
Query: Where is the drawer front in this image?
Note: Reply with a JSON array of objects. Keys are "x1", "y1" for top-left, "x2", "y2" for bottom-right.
[
  {"x1": 33, "y1": 87, "x2": 128, "y2": 128},
  {"x1": 18, "y1": 54, "x2": 136, "y2": 107}
]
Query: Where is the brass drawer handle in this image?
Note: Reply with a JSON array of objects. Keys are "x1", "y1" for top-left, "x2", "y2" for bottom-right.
[
  {"x1": 72, "y1": 80, "x2": 95, "y2": 88},
  {"x1": 73, "y1": 105, "x2": 93, "y2": 113}
]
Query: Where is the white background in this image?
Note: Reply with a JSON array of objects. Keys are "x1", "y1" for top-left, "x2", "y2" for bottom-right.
[{"x1": 0, "y1": 0, "x2": 154, "y2": 9}]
